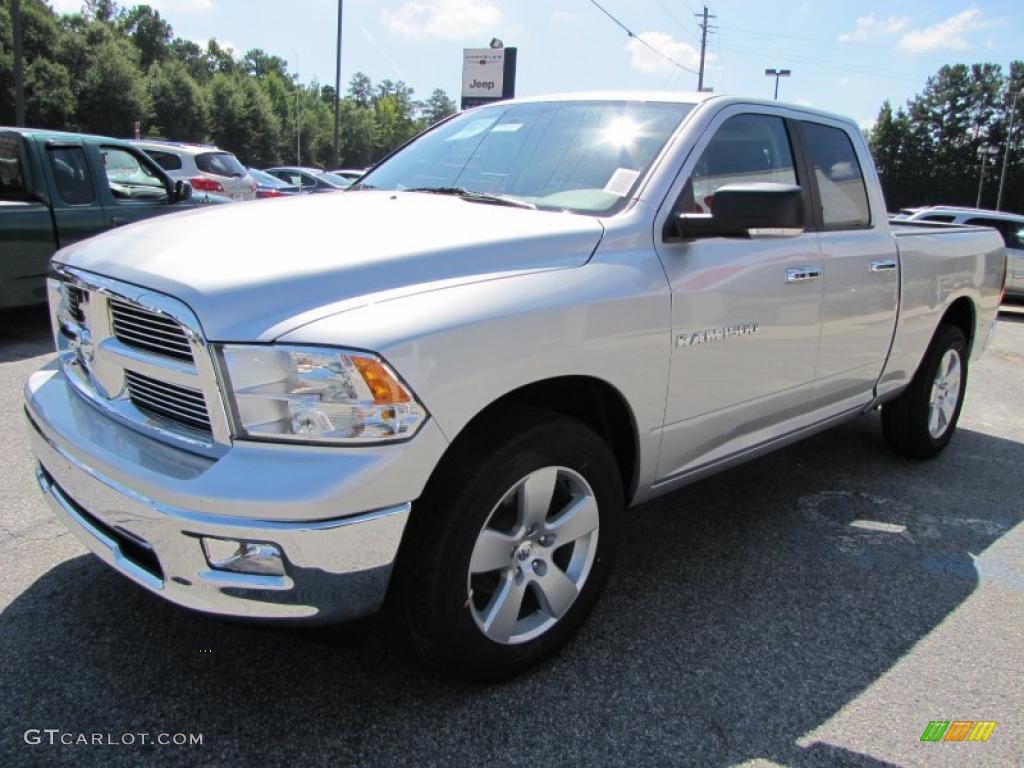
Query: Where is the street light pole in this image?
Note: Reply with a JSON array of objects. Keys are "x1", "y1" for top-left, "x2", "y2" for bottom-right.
[
  {"x1": 976, "y1": 146, "x2": 997, "y2": 209},
  {"x1": 332, "y1": 0, "x2": 343, "y2": 168},
  {"x1": 765, "y1": 68, "x2": 791, "y2": 101},
  {"x1": 996, "y1": 89, "x2": 1020, "y2": 212}
]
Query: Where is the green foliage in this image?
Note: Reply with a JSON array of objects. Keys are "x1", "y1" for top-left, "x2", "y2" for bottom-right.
[
  {"x1": 1, "y1": 0, "x2": 458, "y2": 168},
  {"x1": 870, "y1": 61, "x2": 1024, "y2": 213}
]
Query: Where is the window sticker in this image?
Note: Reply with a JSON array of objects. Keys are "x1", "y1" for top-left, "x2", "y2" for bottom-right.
[
  {"x1": 603, "y1": 167, "x2": 641, "y2": 197},
  {"x1": 444, "y1": 118, "x2": 499, "y2": 142}
]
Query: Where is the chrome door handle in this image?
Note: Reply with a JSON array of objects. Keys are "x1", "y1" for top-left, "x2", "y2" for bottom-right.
[
  {"x1": 784, "y1": 267, "x2": 822, "y2": 284},
  {"x1": 869, "y1": 259, "x2": 897, "y2": 272}
]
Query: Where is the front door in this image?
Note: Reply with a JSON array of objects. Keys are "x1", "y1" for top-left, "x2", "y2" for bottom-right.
[{"x1": 653, "y1": 110, "x2": 824, "y2": 481}]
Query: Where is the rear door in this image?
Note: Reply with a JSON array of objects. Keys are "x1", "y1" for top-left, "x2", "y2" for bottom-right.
[
  {"x1": 653, "y1": 108, "x2": 825, "y2": 479},
  {"x1": 0, "y1": 132, "x2": 57, "y2": 308},
  {"x1": 800, "y1": 119, "x2": 899, "y2": 413}
]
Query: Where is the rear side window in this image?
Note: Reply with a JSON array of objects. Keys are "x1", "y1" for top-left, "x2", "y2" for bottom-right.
[
  {"x1": 921, "y1": 214, "x2": 955, "y2": 223},
  {"x1": 196, "y1": 151, "x2": 245, "y2": 178},
  {"x1": 0, "y1": 135, "x2": 27, "y2": 198},
  {"x1": 48, "y1": 147, "x2": 95, "y2": 205},
  {"x1": 686, "y1": 114, "x2": 797, "y2": 214},
  {"x1": 801, "y1": 122, "x2": 870, "y2": 229},
  {"x1": 145, "y1": 149, "x2": 183, "y2": 172},
  {"x1": 966, "y1": 217, "x2": 1024, "y2": 249}
]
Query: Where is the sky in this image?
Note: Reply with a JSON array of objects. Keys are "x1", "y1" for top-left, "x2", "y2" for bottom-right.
[{"x1": 49, "y1": 0, "x2": 1024, "y2": 129}]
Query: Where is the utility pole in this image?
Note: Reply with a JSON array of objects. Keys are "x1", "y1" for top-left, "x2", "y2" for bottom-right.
[
  {"x1": 296, "y1": 55, "x2": 302, "y2": 166},
  {"x1": 695, "y1": 5, "x2": 716, "y2": 93},
  {"x1": 332, "y1": 0, "x2": 344, "y2": 168},
  {"x1": 13, "y1": 0, "x2": 26, "y2": 126},
  {"x1": 996, "y1": 89, "x2": 1020, "y2": 212}
]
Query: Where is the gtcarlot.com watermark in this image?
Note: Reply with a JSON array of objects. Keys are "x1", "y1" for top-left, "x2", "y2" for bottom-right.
[{"x1": 24, "y1": 729, "x2": 203, "y2": 747}]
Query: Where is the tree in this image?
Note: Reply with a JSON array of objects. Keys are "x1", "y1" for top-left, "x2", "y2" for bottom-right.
[
  {"x1": 147, "y1": 58, "x2": 206, "y2": 141},
  {"x1": 419, "y1": 88, "x2": 457, "y2": 128},
  {"x1": 119, "y1": 4, "x2": 171, "y2": 70},
  {"x1": 347, "y1": 71, "x2": 373, "y2": 107},
  {"x1": 76, "y1": 37, "x2": 151, "y2": 136},
  {"x1": 25, "y1": 58, "x2": 76, "y2": 128}
]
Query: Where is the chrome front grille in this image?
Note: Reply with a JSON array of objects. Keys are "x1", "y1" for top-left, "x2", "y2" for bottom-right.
[
  {"x1": 49, "y1": 268, "x2": 230, "y2": 456},
  {"x1": 125, "y1": 370, "x2": 212, "y2": 434},
  {"x1": 109, "y1": 299, "x2": 194, "y2": 362}
]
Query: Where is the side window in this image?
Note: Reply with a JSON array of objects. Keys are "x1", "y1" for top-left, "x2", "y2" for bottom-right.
[
  {"x1": 100, "y1": 147, "x2": 169, "y2": 202},
  {"x1": 145, "y1": 150, "x2": 183, "y2": 172},
  {"x1": 685, "y1": 114, "x2": 796, "y2": 214},
  {"x1": 48, "y1": 147, "x2": 95, "y2": 205},
  {"x1": 921, "y1": 214, "x2": 955, "y2": 223},
  {"x1": 801, "y1": 122, "x2": 870, "y2": 229},
  {"x1": 0, "y1": 135, "x2": 27, "y2": 199}
]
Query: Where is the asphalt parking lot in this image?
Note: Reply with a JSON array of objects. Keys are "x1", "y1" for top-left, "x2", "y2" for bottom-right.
[{"x1": 1, "y1": 304, "x2": 1022, "y2": 768}]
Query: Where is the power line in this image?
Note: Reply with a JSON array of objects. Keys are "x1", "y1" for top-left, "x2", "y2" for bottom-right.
[
  {"x1": 588, "y1": 0, "x2": 700, "y2": 75},
  {"x1": 717, "y1": 42, "x2": 930, "y2": 84},
  {"x1": 652, "y1": 0, "x2": 701, "y2": 44}
]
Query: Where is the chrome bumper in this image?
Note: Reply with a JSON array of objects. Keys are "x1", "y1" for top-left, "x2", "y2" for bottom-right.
[{"x1": 23, "y1": 365, "x2": 442, "y2": 624}]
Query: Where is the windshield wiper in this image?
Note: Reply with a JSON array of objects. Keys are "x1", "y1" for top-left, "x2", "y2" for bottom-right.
[{"x1": 404, "y1": 186, "x2": 537, "y2": 210}]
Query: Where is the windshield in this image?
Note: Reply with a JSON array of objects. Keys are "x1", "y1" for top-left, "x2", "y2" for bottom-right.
[
  {"x1": 319, "y1": 171, "x2": 352, "y2": 187},
  {"x1": 356, "y1": 100, "x2": 692, "y2": 214}
]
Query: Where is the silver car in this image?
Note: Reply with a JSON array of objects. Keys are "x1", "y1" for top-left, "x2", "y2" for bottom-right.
[
  {"x1": 895, "y1": 206, "x2": 1023, "y2": 298},
  {"x1": 134, "y1": 141, "x2": 257, "y2": 201}
]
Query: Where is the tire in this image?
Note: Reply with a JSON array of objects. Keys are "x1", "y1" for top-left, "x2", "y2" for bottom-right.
[
  {"x1": 395, "y1": 406, "x2": 623, "y2": 682},
  {"x1": 882, "y1": 323, "x2": 968, "y2": 459}
]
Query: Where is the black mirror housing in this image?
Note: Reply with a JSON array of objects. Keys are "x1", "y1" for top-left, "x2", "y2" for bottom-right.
[
  {"x1": 676, "y1": 182, "x2": 805, "y2": 239},
  {"x1": 174, "y1": 180, "x2": 193, "y2": 203}
]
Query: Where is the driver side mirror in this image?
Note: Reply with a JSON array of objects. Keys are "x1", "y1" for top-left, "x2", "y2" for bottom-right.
[
  {"x1": 173, "y1": 179, "x2": 193, "y2": 203},
  {"x1": 675, "y1": 182, "x2": 805, "y2": 239}
]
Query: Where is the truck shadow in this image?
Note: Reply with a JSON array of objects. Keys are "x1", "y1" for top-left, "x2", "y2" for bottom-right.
[
  {"x1": 0, "y1": 305, "x2": 53, "y2": 363},
  {"x1": 1, "y1": 417, "x2": 1020, "y2": 767}
]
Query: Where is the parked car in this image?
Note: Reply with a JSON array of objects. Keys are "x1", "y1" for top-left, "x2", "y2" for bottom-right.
[
  {"x1": 248, "y1": 167, "x2": 301, "y2": 198},
  {"x1": 26, "y1": 94, "x2": 1006, "y2": 681},
  {"x1": 134, "y1": 140, "x2": 257, "y2": 202},
  {"x1": 892, "y1": 206, "x2": 1022, "y2": 299},
  {"x1": 264, "y1": 166, "x2": 351, "y2": 192},
  {"x1": 329, "y1": 168, "x2": 368, "y2": 182},
  {"x1": 0, "y1": 127, "x2": 225, "y2": 310}
]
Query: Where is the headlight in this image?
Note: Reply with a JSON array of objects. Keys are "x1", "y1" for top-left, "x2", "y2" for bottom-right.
[{"x1": 218, "y1": 345, "x2": 427, "y2": 444}]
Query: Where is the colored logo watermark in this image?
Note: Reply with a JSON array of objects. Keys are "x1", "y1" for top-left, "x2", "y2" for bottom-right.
[{"x1": 920, "y1": 721, "x2": 997, "y2": 742}]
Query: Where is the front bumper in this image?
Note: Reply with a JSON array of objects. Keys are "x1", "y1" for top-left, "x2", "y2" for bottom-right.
[{"x1": 24, "y1": 364, "x2": 448, "y2": 624}]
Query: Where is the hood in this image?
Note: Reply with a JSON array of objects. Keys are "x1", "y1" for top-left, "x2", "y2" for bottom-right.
[{"x1": 55, "y1": 191, "x2": 605, "y2": 340}]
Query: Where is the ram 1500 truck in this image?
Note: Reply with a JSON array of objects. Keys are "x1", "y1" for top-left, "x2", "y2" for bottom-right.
[
  {"x1": 0, "y1": 128, "x2": 219, "y2": 310},
  {"x1": 23, "y1": 93, "x2": 1006, "y2": 680}
]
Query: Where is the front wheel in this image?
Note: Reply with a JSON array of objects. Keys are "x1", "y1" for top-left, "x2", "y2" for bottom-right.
[
  {"x1": 396, "y1": 407, "x2": 623, "y2": 681},
  {"x1": 882, "y1": 323, "x2": 968, "y2": 458}
]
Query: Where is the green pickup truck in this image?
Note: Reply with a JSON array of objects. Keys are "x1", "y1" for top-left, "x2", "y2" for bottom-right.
[{"x1": 0, "y1": 127, "x2": 223, "y2": 310}]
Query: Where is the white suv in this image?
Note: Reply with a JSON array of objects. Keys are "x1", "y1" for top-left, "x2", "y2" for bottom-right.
[
  {"x1": 134, "y1": 141, "x2": 257, "y2": 201},
  {"x1": 894, "y1": 206, "x2": 1023, "y2": 298}
]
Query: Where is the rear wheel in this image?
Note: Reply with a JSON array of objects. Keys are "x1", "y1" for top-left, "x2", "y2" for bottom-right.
[
  {"x1": 396, "y1": 407, "x2": 623, "y2": 681},
  {"x1": 882, "y1": 323, "x2": 968, "y2": 458}
]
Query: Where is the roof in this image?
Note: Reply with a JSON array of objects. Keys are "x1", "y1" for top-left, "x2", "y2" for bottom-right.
[
  {"x1": 909, "y1": 205, "x2": 1024, "y2": 222},
  {"x1": 266, "y1": 166, "x2": 325, "y2": 174},
  {"x1": 132, "y1": 140, "x2": 223, "y2": 155},
  {"x1": 0, "y1": 126, "x2": 136, "y2": 144},
  {"x1": 469, "y1": 92, "x2": 860, "y2": 130}
]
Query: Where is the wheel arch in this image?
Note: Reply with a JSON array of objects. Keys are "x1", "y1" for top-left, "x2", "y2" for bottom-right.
[{"x1": 428, "y1": 375, "x2": 640, "y2": 505}]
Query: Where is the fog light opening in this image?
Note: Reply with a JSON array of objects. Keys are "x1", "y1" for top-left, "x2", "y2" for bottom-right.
[{"x1": 202, "y1": 537, "x2": 285, "y2": 576}]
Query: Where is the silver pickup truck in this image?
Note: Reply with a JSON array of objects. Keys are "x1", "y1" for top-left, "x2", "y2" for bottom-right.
[{"x1": 24, "y1": 93, "x2": 1006, "y2": 680}]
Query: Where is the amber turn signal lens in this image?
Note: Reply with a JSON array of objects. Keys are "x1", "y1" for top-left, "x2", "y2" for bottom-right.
[{"x1": 352, "y1": 356, "x2": 411, "y2": 404}]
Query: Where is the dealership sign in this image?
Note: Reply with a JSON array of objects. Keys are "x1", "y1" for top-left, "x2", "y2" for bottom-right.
[{"x1": 461, "y1": 47, "x2": 517, "y2": 110}]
